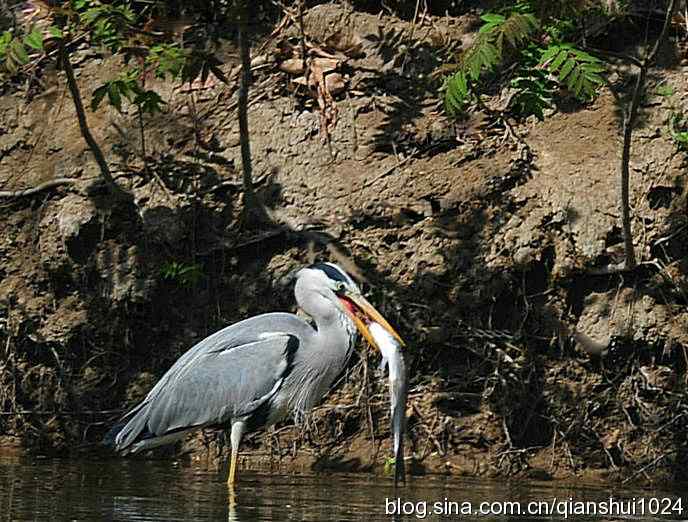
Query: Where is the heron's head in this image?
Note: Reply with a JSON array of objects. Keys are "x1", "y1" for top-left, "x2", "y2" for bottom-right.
[{"x1": 296, "y1": 262, "x2": 405, "y2": 349}]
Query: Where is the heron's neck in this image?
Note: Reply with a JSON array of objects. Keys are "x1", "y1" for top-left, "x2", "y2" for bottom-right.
[
  {"x1": 314, "y1": 310, "x2": 357, "y2": 354},
  {"x1": 296, "y1": 289, "x2": 357, "y2": 361},
  {"x1": 289, "y1": 288, "x2": 358, "y2": 418}
]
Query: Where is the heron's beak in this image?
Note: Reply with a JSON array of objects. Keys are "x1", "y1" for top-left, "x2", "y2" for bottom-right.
[{"x1": 339, "y1": 292, "x2": 406, "y2": 349}]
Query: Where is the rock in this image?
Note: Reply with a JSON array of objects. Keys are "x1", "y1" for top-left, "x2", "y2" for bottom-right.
[
  {"x1": 141, "y1": 205, "x2": 188, "y2": 244},
  {"x1": 57, "y1": 194, "x2": 98, "y2": 244},
  {"x1": 95, "y1": 243, "x2": 152, "y2": 303},
  {"x1": 575, "y1": 292, "x2": 614, "y2": 355},
  {"x1": 513, "y1": 246, "x2": 536, "y2": 267},
  {"x1": 39, "y1": 194, "x2": 99, "y2": 270}
]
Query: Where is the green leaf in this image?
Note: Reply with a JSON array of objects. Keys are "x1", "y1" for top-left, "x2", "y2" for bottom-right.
[
  {"x1": 539, "y1": 45, "x2": 560, "y2": 65},
  {"x1": 558, "y1": 58, "x2": 575, "y2": 81},
  {"x1": 48, "y1": 26, "x2": 63, "y2": 39},
  {"x1": 480, "y1": 13, "x2": 506, "y2": 24},
  {"x1": 582, "y1": 63, "x2": 606, "y2": 75},
  {"x1": 24, "y1": 27, "x2": 44, "y2": 51},
  {"x1": 565, "y1": 66, "x2": 581, "y2": 91},
  {"x1": 10, "y1": 41, "x2": 29, "y2": 65},
  {"x1": 570, "y1": 48, "x2": 601, "y2": 63},
  {"x1": 444, "y1": 70, "x2": 470, "y2": 116},
  {"x1": 549, "y1": 49, "x2": 568, "y2": 72},
  {"x1": 135, "y1": 90, "x2": 166, "y2": 114},
  {"x1": 655, "y1": 83, "x2": 674, "y2": 97},
  {"x1": 0, "y1": 31, "x2": 13, "y2": 55}
]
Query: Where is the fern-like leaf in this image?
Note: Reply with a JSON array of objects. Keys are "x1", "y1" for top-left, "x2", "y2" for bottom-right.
[
  {"x1": 540, "y1": 44, "x2": 604, "y2": 101},
  {"x1": 443, "y1": 12, "x2": 539, "y2": 116}
]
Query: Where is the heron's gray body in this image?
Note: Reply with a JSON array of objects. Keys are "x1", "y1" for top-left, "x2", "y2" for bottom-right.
[{"x1": 110, "y1": 267, "x2": 359, "y2": 454}]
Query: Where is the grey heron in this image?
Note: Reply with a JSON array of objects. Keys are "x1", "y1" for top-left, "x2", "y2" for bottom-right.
[{"x1": 106, "y1": 262, "x2": 405, "y2": 486}]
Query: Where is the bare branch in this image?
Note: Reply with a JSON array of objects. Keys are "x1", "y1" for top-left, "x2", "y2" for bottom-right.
[
  {"x1": 0, "y1": 178, "x2": 78, "y2": 198},
  {"x1": 619, "y1": 0, "x2": 677, "y2": 270},
  {"x1": 59, "y1": 39, "x2": 126, "y2": 198}
]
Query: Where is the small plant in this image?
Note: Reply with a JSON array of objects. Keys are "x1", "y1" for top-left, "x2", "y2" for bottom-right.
[
  {"x1": 91, "y1": 70, "x2": 165, "y2": 114},
  {"x1": 442, "y1": 3, "x2": 606, "y2": 118},
  {"x1": 444, "y1": 12, "x2": 539, "y2": 115},
  {"x1": 383, "y1": 456, "x2": 396, "y2": 476},
  {"x1": 0, "y1": 24, "x2": 55, "y2": 78},
  {"x1": 539, "y1": 44, "x2": 605, "y2": 101},
  {"x1": 655, "y1": 82, "x2": 675, "y2": 98},
  {"x1": 160, "y1": 261, "x2": 204, "y2": 288},
  {"x1": 669, "y1": 113, "x2": 688, "y2": 150}
]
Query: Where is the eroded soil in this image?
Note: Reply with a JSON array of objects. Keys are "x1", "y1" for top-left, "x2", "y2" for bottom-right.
[{"x1": 1, "y1": 4, "x2": 688, "y2": 484}]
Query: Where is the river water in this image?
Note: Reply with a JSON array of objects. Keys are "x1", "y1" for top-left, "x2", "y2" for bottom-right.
[{"x1": 1, "y1": 454, "x2": 686, "y2": 521}]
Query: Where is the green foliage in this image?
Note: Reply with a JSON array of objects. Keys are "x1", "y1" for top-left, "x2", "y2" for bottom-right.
[
  {"x1": 77, "y1": 1, "x2": 136, "y2": 51},
  {"x1": 92, "y1": 70, "x2": 139, "y2": 112},
  {"x1": 539, "y1": 44, "x2": 605, "y2": 101},
  {"x1": 0, "y1": 25, "x2": 57, "y2": 77},
  {"x1": 444, "y1": 12, "x2": 538, "y2": 115},
  {"x1": 655, "y1": 82, "x2": 675, "y2": 97},
  {"x1": 181, "y1": 50, "x2": 229, "y2": 86},
  {"x1": 92, "y1": 70, "x2": 166, "y2": 114},
  {"x1": 160, "y1": 261, "x2": 204, "y2": 288},
  {"x1": 442, "y1": 3, "x2": 606, "y2": 118},
  {"x1": 509, "y1": 67, "x2": 554, "y2": 120},
  {"x1": 383, "y1": 457, "x2": 396, "y2": 476},
  {"x1": 147, "y1": 44, "x2": 188, "y2": 80},
  {"x1": 134, "y1": 90, "x2": 166, "y2": 115},
  {"x1": 669, "y1": 112, "x2": 688, "y2": 150},
  {"x1": 24, "y1": 27, "x2": 45, "y2": 52}
]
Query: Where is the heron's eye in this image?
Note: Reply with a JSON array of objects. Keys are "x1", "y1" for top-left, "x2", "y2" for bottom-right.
[{"x1": 335, "y1": 282, "x2": 346, "y2": 293}]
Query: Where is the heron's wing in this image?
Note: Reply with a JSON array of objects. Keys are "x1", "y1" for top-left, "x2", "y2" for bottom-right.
[{"x1": 114, "y1": 322, "x2": 301, "y2": 450}]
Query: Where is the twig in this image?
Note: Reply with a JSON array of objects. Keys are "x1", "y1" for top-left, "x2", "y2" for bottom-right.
[
  {"x1": 0, "y1": 178, "x2": 79, "y2": 198},
  {"x1": 622, "y1": 453, "x2": 669, "y2": 484},
  {"x1": 59, "y1": 39, "x2": 123, "y2": 197},
  {"x1": 298, "y1": 0, "x2": 307, "y2": 75},
  {"x1": 236, "y1": 1, "x2": 266, "y2": 225},
  {"x1": 619, "y1": 0, "x2": 677, "y2": 270}
]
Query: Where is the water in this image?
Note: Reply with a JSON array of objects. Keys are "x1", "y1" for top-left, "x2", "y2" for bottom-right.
[{"x1": 1, "y1": 454, "x2": 687, "y2": 521}]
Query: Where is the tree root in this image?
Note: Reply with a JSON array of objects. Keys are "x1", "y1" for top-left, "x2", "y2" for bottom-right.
[{"x1": 0, "y1": 178, "x2": 78, "y2": 198}]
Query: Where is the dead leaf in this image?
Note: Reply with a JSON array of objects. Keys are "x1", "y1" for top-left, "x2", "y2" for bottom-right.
[{"x1": 279, "y1": 58, "x2": 305, "y2": 75}]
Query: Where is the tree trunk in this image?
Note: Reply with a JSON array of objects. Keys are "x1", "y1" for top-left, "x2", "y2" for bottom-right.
[
  {"x1": 59, "y1": 39, "x2": 125, "y2": 198},
  {"x1": 237, "y1": 0, "x2": 266, "y2": 226},
  {"x1": 618, "y1": 0, "x2": 676, "y2": 270}
]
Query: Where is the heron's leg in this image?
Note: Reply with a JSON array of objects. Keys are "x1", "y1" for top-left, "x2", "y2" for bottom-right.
[{"x1": 227, "y1": 420, "x2": 245, "y2": 487}]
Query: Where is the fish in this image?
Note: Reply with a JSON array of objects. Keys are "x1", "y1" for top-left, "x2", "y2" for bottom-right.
[{"x1": 369, "y1": 321, "x2": 407, "y2": 487}]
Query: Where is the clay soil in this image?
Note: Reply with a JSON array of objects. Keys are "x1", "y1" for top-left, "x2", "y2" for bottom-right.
[{"x1": 1, "y1": 3, "x2": 688, "y2": 484}]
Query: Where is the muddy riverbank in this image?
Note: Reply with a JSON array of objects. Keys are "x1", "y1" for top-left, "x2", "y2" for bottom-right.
[{"x1": 1, "y1": 2, "x2": 687, "y2": 484}]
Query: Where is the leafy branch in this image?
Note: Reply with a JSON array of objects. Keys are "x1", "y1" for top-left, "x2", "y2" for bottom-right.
[
  {"x1": 539, "y1": 44, "x2": 605, "y2": 101},
  {"x1": 443, "y1": 7, "x2": 606, "y2": 118},
  {"x1": 444, "y1": 12, "x2": 538, "y2": 115}
]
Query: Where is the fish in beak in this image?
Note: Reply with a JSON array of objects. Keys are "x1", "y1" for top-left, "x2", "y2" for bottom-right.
[
  {"x1": 337, "y1": 291, "x2": 405, "y2": 350},
  {"x1": 369, "y1": 322, "x2": 407, "y2": 487},
  {"x1": 337, "y1": 290, "x2": 407, "y2": 486}
]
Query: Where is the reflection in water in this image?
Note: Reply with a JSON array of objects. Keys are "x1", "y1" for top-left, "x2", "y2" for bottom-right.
[{"x1": 1, "y1": 454, "x2": 687, "y2": 521}]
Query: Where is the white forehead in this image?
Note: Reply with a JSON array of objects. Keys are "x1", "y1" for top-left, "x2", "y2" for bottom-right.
[{"x1": 298, "y1": 262, "x2": 361, "y2": 292}]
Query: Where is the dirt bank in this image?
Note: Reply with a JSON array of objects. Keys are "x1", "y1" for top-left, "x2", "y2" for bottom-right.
[{"x1": 1, "y1": 3, "x2": 687, "y2": 484}]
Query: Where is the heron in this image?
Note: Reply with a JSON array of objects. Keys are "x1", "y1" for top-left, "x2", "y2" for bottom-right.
[{"x1": 105, "y1": 262, "x2": 405, "y2": 486}]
